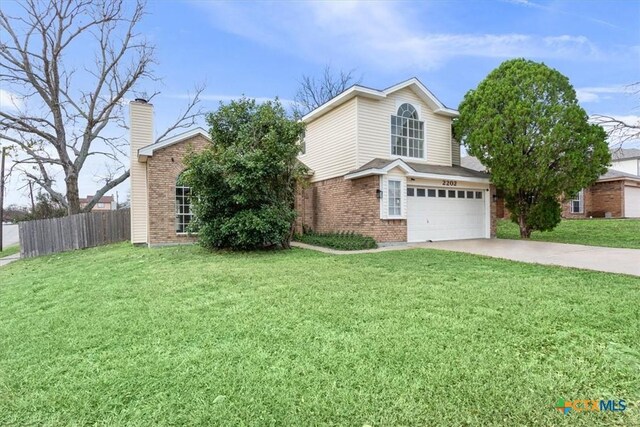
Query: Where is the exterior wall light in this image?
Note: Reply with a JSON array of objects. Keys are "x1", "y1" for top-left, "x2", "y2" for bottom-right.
[{"x1": 376, "y1": 189, "x2": 383, "y2": 199}]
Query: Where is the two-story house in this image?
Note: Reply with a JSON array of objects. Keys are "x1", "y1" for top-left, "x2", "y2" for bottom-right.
[
  {"x1": 296, "y1": 78, "x2": 495, "y2": 243},
  {"x1": 128, "y1": 79, "x2": 496, "y2": 246}
]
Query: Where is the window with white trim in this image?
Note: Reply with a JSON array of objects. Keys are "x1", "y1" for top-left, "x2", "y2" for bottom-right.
[
  {"x1": 391, "y1": 103, "x2": 424, "y2": 158},
  {"x1": 176, "y1": 173, "x2": 193, "y2": 233},
  {"x1": 570, "y1": 190, "x2": 584, "y2": 213},
  {"x1": 388, "y1": 180, "x2": 402, "y2": 217}
]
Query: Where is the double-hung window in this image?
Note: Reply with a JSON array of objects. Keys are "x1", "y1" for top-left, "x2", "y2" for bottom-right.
[
  {"x1": 391, "y1": 103, "x2": 424, "y2": 158},
  {"x1": 570, "y1": 190, "x2": 584, "y2": 214},
  {"x1": 388, "y1": 180, "x2": 402, "y2": 217}
]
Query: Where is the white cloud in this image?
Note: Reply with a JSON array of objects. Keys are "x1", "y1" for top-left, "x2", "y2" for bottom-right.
[
  {"x1": 191, "y1": 1, "x2": 604, "y2": 71},
  {"x1": 576, "y1": 85, "x2": 632, "y2": 103},
  {"x1": 0, "y1": 89, "x2": 23, "y2": 111}
]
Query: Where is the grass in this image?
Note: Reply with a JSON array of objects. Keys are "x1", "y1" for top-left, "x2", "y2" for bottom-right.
[
  {"x1": 0, "y1": 243, "x2": 638, "y2": 426},
  {"x1": 497, "y1": 218, "x2": 640, "y2": 249},
  {"x1": 295, "y1": 231, "x2": 377, "y2": 250},
  {"x1": 0, "y1": 244, "x2": 20, "y2": 258}
]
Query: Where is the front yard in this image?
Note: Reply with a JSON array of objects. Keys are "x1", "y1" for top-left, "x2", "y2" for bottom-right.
[
  {"x1": 0, "y1": 243, "x2": 638, "y2": 425},
  {"x1": 497, "y1": 218, "x2": 640, "y2": 249}
]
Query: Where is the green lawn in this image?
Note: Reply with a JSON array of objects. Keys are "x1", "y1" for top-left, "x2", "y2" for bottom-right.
[
  {"x1": 0, "y1": 244, "x2": 20, "y2": 258},
  {"x1": 1, "y1": 244, "x2": 638, "y2": 426},
  {"x1": 497, "y1": 218, "x2": 640, "y2": 249}
]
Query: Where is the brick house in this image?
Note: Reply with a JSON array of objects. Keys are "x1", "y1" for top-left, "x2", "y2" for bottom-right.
[
  {"x1": 129, "y1": 79, "x2": 497, "y2": 246},
  {"x1": 462, "y1": 149, "x2": 640, "y2": 219},
  {"x1": 296, "y1": 78, "x2": 495, "y2": 242},
  {"x1": 79, "y1": 195, "x2": 116, "y2": 211}
]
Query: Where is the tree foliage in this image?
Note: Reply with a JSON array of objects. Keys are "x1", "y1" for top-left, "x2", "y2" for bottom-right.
[
  {"x1": 183, "y1": 98, "x2": 306, "y2": 250},
  {"x1": 454, "y1": 58, "x2": 609, "y2": 238}
]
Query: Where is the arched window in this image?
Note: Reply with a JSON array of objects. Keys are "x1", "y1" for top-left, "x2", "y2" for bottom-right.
[
  {"x1": 175, "y1": 173, "x2": 193, "y2": 233},
  {"x1": 391, "y1": 103, "x2": 424, "y2": 158}
]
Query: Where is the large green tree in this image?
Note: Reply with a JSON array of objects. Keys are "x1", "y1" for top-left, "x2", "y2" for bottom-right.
[
  {"x1": 183, "y1": 98, "x2": 306, "y2": 250},
  {"x1": 454, "y1": 58, "x2": 609, "y2": 238}
]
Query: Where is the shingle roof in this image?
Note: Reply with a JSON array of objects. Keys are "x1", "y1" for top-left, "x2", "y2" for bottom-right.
[
  {"x1": 349, "y1": 158, "x2": 489, "y2": 179},
  {"x1": 460, "y1": 156, "x2": 486, "y2": 172},
  {"x1": 599, "y1": 168, "x2": 640, "y2": 180},
  {"x1": 611, "y1": 148, "x2": 640, "y2": 160}
]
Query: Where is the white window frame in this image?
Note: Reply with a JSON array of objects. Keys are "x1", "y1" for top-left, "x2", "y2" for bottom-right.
[
  {"x1": 97, "y1": 202, "x2": 104, "y2": 208},
  {"x1": 387, "y1": 179, "x2": 403, "y2": 218},
  {"x1": 570, "y1": 189, "x2": 584, "y2": 214},
  {"x1": 390, "y1": 102, "x2": 426, "y2": 160},
  {"x1": 175, "y1": 179, "x2": 194, "y2": 234}
]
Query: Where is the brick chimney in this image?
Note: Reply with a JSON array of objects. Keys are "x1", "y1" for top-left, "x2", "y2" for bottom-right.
[{"x1": 129, "y1": 99, "x2": 153, "y2": 245}]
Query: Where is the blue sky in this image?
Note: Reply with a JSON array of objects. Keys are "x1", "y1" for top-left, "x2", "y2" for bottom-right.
[{"x1": 2, "y1": 0, "x2": 640, "y2": 206}]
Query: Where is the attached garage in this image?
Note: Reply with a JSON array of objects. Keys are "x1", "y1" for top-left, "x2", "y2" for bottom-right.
[
  {"x1": 407, "y1": 186, "x2": 488, "y2": 242},
  {"x1": 625, "y1": 186, "x2": 640, "y2": 217}
]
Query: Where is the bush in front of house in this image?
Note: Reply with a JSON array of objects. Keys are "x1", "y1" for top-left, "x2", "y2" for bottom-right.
[
  {"x1": 295, "y1": 231, "x2": 377, "y2": 251},
  {"x1": 183, "y1": 98, "x2": 307, "y2": 251}
]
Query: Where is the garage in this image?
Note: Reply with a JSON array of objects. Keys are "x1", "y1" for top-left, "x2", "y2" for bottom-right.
[
  {"x1": 407, "y1": 186, "x2": 487, "y2": 242},
  {"x1": 625, "y1": 186, "x2": 640, "y2": 217}
]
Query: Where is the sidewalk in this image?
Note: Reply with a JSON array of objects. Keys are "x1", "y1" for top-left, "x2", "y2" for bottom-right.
[{"x1": 291, "y1": 239, "x2": 640, "y2": 276}]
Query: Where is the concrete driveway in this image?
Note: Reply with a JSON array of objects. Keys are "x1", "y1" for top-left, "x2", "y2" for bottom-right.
[
  {"x1": 419, "y1": 239, "x2": 640, "y2": 277},
  {"x1": 2, "y1": 224, "x2": 19, "y2": 250}
]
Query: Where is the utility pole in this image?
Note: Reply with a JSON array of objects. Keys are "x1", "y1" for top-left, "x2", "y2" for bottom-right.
[
  {"x1": 28, "y1": 180, "x2": 35, "y2": 212},
  {"x1": 0, "y1": 147, "x2": 7, "y2": 252}
]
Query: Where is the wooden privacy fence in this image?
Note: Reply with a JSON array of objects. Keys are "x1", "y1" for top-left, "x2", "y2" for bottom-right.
[{"x1": 19, "y1": 209, "x2": 130, "y2": 258}]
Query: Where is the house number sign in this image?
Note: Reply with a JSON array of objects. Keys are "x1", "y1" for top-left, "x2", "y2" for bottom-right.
[{"x1": 442, "y1": 180, "x2": 457, "y2": 186}]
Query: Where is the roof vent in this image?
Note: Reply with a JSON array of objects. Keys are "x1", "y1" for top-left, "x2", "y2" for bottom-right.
[{"x1": 134, "y1": 98, "x2": 147, "y2": 103}]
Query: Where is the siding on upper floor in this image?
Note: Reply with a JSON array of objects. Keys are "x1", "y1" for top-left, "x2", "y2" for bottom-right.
[
  {"x1": 451, "y1": 138, "x2": 461, "y2": 166},
  {"x1": 299, "y1": 98, "x2": 357, "y2": 182},
  {"x1": 357, "y1": 87, "x2": 452, "y2": 168}
]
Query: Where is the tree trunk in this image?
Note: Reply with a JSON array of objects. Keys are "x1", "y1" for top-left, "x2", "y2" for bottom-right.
[
  {"x1": 518, "y1": 214, "x2": 532, "y2": 239},
  {"x1": 66, "y1": 174, "x2": 81, "y2": 215}
]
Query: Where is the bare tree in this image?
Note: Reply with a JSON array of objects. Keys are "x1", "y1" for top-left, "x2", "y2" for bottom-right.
[
  {"x1": 293, "y1": 66, "x2": 361, "y2": 117},
  {"x1": 592, "y1": 82, "x2": 640, "y2": 149},
  {"x1": 0, "y1": 0, "x2": 203, "y2": 215}
]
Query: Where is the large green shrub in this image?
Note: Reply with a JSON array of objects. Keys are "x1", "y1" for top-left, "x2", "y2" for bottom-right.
[{"x1": 183, "y1": 98, "x2": 306, "y2": 250}]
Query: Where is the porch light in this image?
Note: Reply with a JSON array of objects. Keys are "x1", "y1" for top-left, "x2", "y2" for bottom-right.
[
  {"x1": 492, "y1": 193, "x2": 498, "y2": 202},
  {"x1": 376, "y1": 189, "x2": 383, "y2": 199}
]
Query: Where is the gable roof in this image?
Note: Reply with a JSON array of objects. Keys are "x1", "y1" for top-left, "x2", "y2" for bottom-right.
[
  {"x1": 138, "y1": 127, "x2": 210, "y2": 160},
  {"x1": 302, "y1": 77, "x2": 458, "y2": 123},
  {"x1": 611, "y1": 148, "x2": 640, "y2": 161},
  {"x1": 344, "y1": 158, "x2": 489, "y2": 182}
]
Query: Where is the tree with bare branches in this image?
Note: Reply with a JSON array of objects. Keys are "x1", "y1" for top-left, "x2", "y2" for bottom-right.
[
  {"x1": 293, "y1": 66, "x2": 361, "y2": 117},
  {"x1": 0, "y1": 0, "x2": 203, "y2": 215},
  {"x1": 592, "y1": 82, "x2": 640, "y2": 149}
]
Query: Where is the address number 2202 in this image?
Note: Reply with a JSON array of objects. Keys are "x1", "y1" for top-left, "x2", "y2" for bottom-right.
[{"x1": 442, "y1": 180, "x2": 457, "y2": 186}]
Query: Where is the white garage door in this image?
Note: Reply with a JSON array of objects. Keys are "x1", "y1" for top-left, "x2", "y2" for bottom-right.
[
  {"x1": 625, "y1": 186, "x2": 640, "y2": 217},
  {"x1": 407, "y1": 187, "x2": 486, "y2": 242}
]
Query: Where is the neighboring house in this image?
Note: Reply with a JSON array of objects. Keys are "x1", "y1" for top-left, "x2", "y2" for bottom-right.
[
  {"x1": 128, "y1": 79, "x2": 497, "y2": 246},
  {"x1": 80, "y1": 195, "x2": 116, "y2": 211},
  {"x1": 296, "y1": 78, "x2": 496, "y2": 242},
  {"x1": 462, "y1": 147, "x2": 640, "y2": 219}
]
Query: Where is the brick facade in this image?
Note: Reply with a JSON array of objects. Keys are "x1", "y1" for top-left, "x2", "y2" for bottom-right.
[
  {"x1": 296, "y1": 176, "x2": 497, "y2": 242},
  {"x1": 295, "y1": 175, "x2": 407, "y2": 242},
  {"x1": 146, "y1": 134, "x2": 210, "y2": 245},
  {"x1": 561, "y1": 180, "x2": 625, "y2": 218}
]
